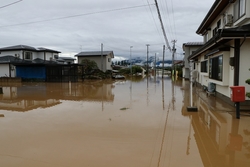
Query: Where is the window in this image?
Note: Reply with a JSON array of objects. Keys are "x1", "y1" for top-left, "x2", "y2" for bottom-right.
[
  {"x1": 201, "y1": 60, "x2": 208, "y2": 73},
  {"x1": 54, "y1": 55, "x2": 58, "y2": 59},
  {"x1": 234, "y1": 0, "x2": 246, "y2": 21},
  {"x1": 217, "y1": 20, "x2": 221, "y2": 29},
  {"x1": 108, "y1": 58, "x2": 111, "y2": 62},
  {"x1": 212, "y1": 27, "x2": 218, "y2": 36},
  {"x1": 209, "y1": 55, "x2": 223, "y2": 81},
  {"x1": 24, "y1": 52, "x2": 32, "y2": 60}
]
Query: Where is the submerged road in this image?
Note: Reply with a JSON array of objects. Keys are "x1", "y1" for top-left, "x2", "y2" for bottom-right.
[{"x1": 0, "y1": 76, "x2": 249, "y2": 167}]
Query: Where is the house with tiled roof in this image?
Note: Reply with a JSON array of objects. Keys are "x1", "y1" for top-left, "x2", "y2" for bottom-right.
[
  {"x1": 75, "y1": 51, "x2": 114, "y2": 71},
  {"x1": 182, "y1": 42, "x2": 204, "y2": 79},
  {"x1": 0, "y1": 45, "x2": 83, "y2": 82},
  {"x1": 185, "y1": 0, "x2": 250, "y2": 106}
]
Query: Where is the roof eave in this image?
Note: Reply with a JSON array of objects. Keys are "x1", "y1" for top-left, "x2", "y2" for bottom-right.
[
  {"x1": 196, "y1": 0, "x2": 229, "y2": 35},
  {"x1": 189, "y1": 26, "x2": 250, "y2": 60}
]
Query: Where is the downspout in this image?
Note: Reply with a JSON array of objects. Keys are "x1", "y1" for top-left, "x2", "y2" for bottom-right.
[
  {"x1": 234, "y1": 39, "x2": 240, "y2": 86},
  {"x1": 9, "y1": 63, "x2": 11, "y2": 77},
  {"x1": 234, "y1": 39, "x2": 241, "y2": 119}
]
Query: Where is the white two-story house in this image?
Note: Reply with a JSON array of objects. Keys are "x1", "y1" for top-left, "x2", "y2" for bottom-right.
[
  {"x1": 188, "y1": 0, "x2": 250, "y2": 105},
  {"x1": 0, "y1": 45, "x2": 61, "y2": 78}
]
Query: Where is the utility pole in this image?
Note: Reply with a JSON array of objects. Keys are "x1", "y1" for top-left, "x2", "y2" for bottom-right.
[
  {"x1": 162, "y1": 45, "x2": 165, "y2": 78},
  {"x1": 130, "y1": 46, "x2": 133, "y2": 76},
  {"x1": 154, "y1": 53, "x2": 156, "y2": 77},
  {"x1": 171, "y1": 40, "x2": 177, "y2": 77},
  {"x1": 154, "y1": 0, "x2": 171, "y2": 51},
  {"x1": 146, "y1": 44, "x2": 150, "y2": 74},
  {"x1": 101, "y1": 43, "x2": 103, "y2": 71}
]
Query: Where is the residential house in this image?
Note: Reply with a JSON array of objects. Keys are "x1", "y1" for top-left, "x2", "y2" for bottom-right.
[
  {"x1": 0, "y1": 45, "x2": 84, "y2": 82},
  {"x1": 58, "y1": 57, "x2": 76, "y2": 64},
  {"x1": 182, "y1": 42, "x2": 204, "y2": 79},
  {"x1": 75, "y1": 51, "x2": 114, "y2": 71},
  {"x1": 187, "y1": 0, "x2": 250, "y2": 105},
  {"x1": 0, "y1": 45, "x2": 61, "y2": 77}
]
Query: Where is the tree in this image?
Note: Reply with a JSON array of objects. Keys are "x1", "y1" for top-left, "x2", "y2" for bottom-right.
[{"x1": 80, "y1": 59, "x2": 98, "y2": 73}]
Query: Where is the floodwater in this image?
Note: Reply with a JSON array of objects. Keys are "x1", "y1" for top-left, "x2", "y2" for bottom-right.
[{"x1": 0, "y1": 76, "x2": 250, "y2": 167}]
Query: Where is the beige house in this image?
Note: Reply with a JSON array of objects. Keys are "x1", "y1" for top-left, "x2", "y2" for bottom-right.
[
  {"x1": 187, "y1": 0, "x2": 250, "y2": 105},
  {"x1": 182, "y1": 42, "x2": 204, "y2": 79},
  {"x1": 75, "y1": 51, "x2": 114, "y2": 71}
]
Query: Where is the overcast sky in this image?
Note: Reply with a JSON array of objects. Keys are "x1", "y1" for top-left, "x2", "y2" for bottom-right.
[{"x1": 0, "y1": 0, "x2": 214, "y2": 60}]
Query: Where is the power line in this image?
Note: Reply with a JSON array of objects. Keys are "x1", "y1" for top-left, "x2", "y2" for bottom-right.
[
  {"x1": 144, "y1": 0, "x2": 164, "y2": 44},
  {"x1": 0, "y1": 3, "x2": 154, "y2": 28},
  {"x1": 170, "y1": 0, "x2": 177, "y2": 40},
  {"x1": 0, "y1": 0, "x2": 23, "y2": 9},
  {"x1": 158, "y1": 0, "x2": 174, "y2": 41},
  {"x1": 154, "y1": 0, "x2": 171, "y2": 51}
]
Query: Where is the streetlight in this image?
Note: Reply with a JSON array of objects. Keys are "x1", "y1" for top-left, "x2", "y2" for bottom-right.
[
  {"x1": 146, "y1": 44, "x2": 150, "y2": 74},
  {"x1": 130, "y1": 46, "x2": 133, "y2": 75}
]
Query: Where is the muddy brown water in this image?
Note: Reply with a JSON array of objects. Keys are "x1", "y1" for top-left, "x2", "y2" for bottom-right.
[{"x1": 0, "y1": 76, "x2": 249, "y2": 167}]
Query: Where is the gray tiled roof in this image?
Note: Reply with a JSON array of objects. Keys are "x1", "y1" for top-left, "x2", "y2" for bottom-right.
[
  {"x1": 0, "y1": 45, "x2": 37, "y2": 51},
  {"x1": 60, "y1": 57, "x2": 76, "y2": 60},
  {"x1": 183, "y1": 42, "x2": 204, "y2": 46},
  {"x1": 0, "y1": 45, "x2": 60, "y2": 53},
  {"x1": 37, "y1": 47, "x2": 61, "y2": 53},
  {"x1": 75, "y1": 51, "x2": 113, "y2": 57}
]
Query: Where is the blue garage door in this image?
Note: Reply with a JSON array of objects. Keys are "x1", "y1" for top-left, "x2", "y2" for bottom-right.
[{"x1": 16, "y1": 66, "x2": 46, "y2": 79}]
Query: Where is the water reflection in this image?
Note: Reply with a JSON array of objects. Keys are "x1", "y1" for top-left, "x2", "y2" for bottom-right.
[
  {"x1": 182, "y1": 80, "x2": 250, "y2": 166},
  {"x1": 0, "y1": 80, "x2": 117, "y2": 112}
]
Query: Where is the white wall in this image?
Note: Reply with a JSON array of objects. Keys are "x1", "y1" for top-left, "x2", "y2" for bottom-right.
[
  {"x1": 78, "y1": 56, "x2": 111, "y2": 71},
  {"x1": 0, "y1": 64, "x2": 10, "y2": 77},
  {"x1": 0, "y1": 51, "x2": 22, "y2": 58},
  {"x1": 239, "y1": 39, "x2": 250, "y2": 100}
]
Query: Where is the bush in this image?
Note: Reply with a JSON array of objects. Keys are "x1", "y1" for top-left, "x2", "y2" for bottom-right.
[
  {"x1": 119, "y1": 66, "x2": 143, "y2": 75},
  {"x1": 81, "y1": 59, "x2": 98, "y2": 74}
]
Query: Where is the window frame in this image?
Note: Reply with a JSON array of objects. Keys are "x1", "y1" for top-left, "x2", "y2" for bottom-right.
[
  {"x1": 209, "y1": 55, "x2": 223, "y2": 81},
  {"x1": 200, "y1": 60, "x2": 208, "y2": 73},
  {"x1": 24, "y1": 51, "x2": 33, "y2": 60},
  {"x1": 234, "y1": 0, "x2": 246, "y2": 21}
]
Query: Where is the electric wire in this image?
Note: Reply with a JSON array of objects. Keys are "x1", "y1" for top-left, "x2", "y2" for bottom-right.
[
  {"x1": 0, "y1": 0, "x2": 23, "y2": 9},
  {"x1": 170, "y1": 0, "x2": 177, "y2": 40},
  {"x1": 143, "y1": 0, "x2": 165, "y2": 44},
  {"x1": 0, "y1": 4, "x2": 154, "y2": 28}
]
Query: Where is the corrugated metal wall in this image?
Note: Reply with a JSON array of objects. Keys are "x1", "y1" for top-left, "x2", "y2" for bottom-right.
[{"x1": 16, "y1": 66, "x2": 46, "y2": 79}]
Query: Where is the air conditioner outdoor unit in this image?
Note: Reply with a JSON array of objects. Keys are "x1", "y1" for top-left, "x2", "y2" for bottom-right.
[
  {"x1": 207, "y1": 82, "x2": 216, "y2": 93},
  {"x1": 224, "y1": 14, "x2": 233, "y2": 26}
]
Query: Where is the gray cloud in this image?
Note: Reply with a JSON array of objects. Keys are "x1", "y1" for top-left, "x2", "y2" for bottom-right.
[{"x1": 0, "y1": 0, "x2": 214, "y2": 59}]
